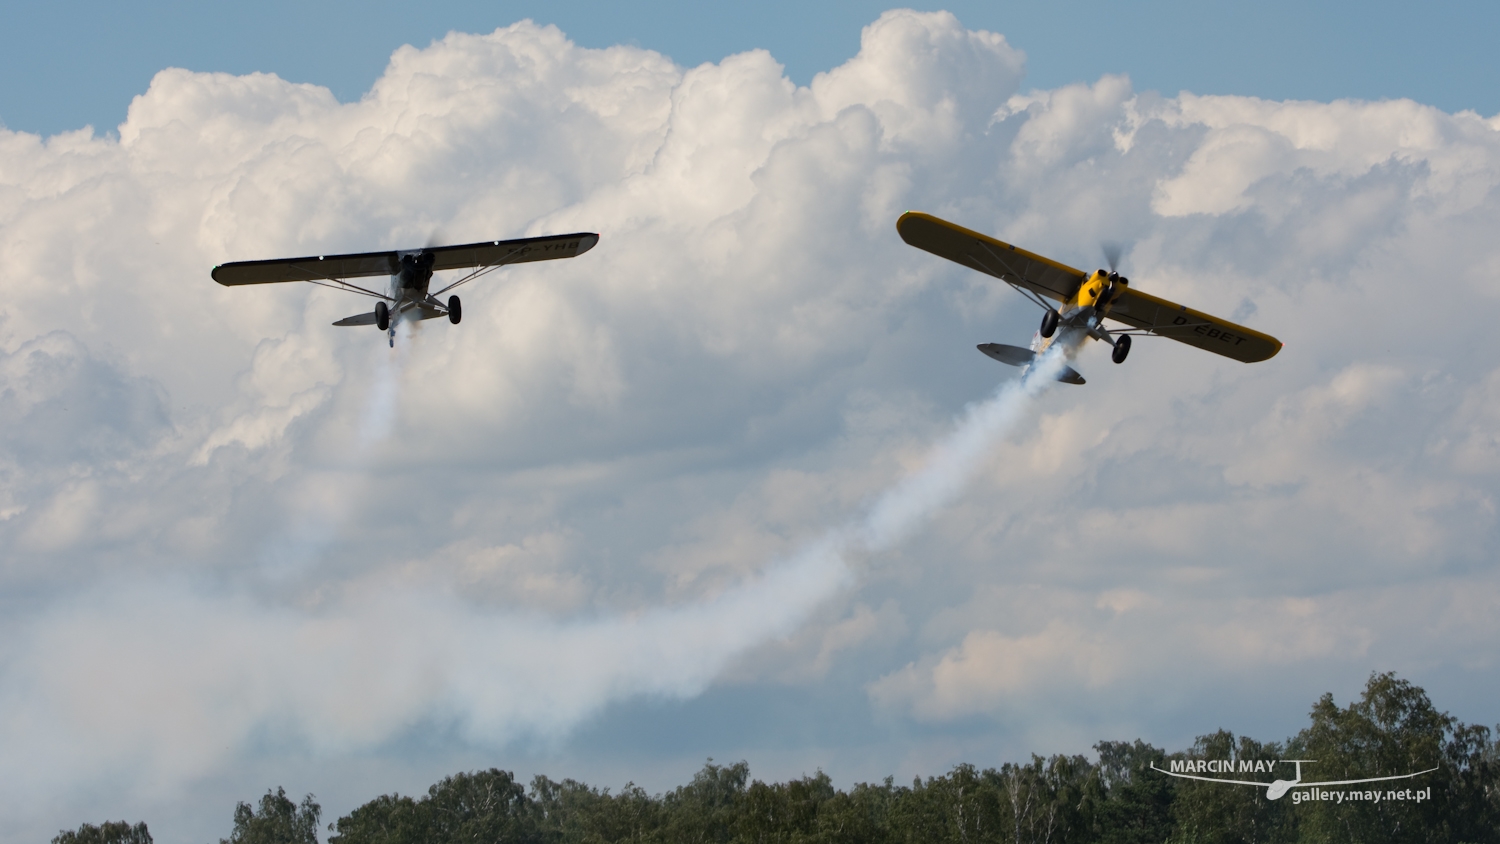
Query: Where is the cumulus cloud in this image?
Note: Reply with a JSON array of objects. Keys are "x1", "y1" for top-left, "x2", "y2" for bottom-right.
[{"x1": 3, "y1": 7, "x2": 1500, "y2": 841}]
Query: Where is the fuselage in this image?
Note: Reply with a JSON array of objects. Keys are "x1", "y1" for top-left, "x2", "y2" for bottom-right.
[
  {"x1": 393, "y1": 252, "x2": 437, "y2": 302},
  {"x1": 1030, "y1": 269, "x2": 1126, "y2": 358}
]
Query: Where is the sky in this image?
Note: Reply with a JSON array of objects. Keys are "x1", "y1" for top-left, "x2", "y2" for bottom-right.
[
  {"x1": 5, "y1": 0, "x2": 1500, "y2": 137},
  {"x1": 3, "y1": 4, "x2": 1500, "y2": 843}
]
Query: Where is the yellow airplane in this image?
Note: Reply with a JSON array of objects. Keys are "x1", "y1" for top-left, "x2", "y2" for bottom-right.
[{"x1": 897, "y1": 212, "x2": 1281, "y2": 384}]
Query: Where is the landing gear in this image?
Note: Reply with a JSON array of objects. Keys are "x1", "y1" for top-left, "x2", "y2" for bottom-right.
[
  {"x1": 375, "y1": 301, "x2": 390, "y2": 331},
  {"x1": 1040, "y1": 308, "x2": 1059, "y2": 338},
  {"x1": 448, "y1": 295, "x2": 462, "y2": 325},
  {"x1": 1112, "y1": 334, "x2": 1132, "y2": 364}
]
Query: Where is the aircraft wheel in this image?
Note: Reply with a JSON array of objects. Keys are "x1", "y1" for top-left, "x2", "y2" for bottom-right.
[
  {"x1": 448, "y1": 295, "x2": 462, "y2": 325},
  {"x1": 375, "y1": 301, "x2": 390, "y2": 331},
  {"x1": 1112, "y1": 334, "x2": 1132, "y2": 364},
  {"x1": 1040, "y1": 308, "x2": 1059, "y2": 338}
]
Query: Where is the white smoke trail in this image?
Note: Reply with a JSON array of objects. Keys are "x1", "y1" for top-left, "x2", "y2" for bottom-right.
[
  {"x1": 358, "y1": 321, "x2": 410, "y2": 447},
  {"x1": 854, "y1": 348, "x2": 1065, "y2": 552},
  {"x1": 259, "y1": 324, "x2": 409, "y2": 580},
  {"x1": 435, "y1": 345, "x2": 1068, "y2": 740},
  {"x1": 1, "y1": 346, "x2": 1066, "y2": 805},
  {"x1": 432, "y1": 349, "x2": 1066, "y2": 740}
]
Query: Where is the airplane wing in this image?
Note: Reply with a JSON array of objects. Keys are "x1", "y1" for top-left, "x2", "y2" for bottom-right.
[
  {"x1": 896, "y1": 211, "x2": 1085, "y2": 303},
  {"x1": 1107, "y1": 287, "x2": 1282, "y2": 363},
  {"x1": 211, "y1": 232, "x2": 600, "y2": 286},
  {"x1": 425, "y1": 233, "x2": 598, "y2": 273}
]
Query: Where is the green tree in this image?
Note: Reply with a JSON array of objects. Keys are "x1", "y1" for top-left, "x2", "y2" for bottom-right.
[
  {"x1": 1093, "y1": 740, "x2": 1175, "y2": 844},
  {"x1": 998, "y1": 755, "x2": 1099, "y2": 844},
  {"x1": 735, "y1": 770, "x2": 837, "y2": 844},
  {"x1": 655, "y1": 759, "x2": 749, "y2": 844},
  {"x1": 1291, "y1": 672, "x2": 1459, "y2": 844},
  {"x1": 885, "y1": 763, "x2": 1009, "y2": 844},
  {"x1": 811, "y1": 778, "x2": 896, "y2": 844},
  {"x1": 422, "y1": 768, "x2": 542, "y2": 844},
  {"x1": 1163, "y1": 732, "x2": 1290, "y2": 844},
  {"x1": 222, "y1": 787, "x2": 320, "y2": 844},
  {"x1": 531, "y1": 776, "x2": 663, "y2": 844},
  {"x1": 51, "y1": 821, "x2": 152, "y2": 844},
  {"x1": 316, "y1": 673, "x2": 1494, "y2": 844},
  {"x1": 327, "y1": 769, "x2": 543, "y2": 844},
  {"x1": 1437, "y1": 719, "x2": 1500, "y2": 844},
  {"x1": 324, "y1": 793, "x2": 427, "y2": 844}
]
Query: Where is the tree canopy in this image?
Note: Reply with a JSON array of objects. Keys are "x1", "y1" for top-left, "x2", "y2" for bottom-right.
[{"x1": 65, "y1": 673, "x2": 1494, "y2": 844}]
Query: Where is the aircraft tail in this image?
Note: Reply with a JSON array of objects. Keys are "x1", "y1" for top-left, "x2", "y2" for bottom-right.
[
  {"x1": 332, "y1": 305, "x2": 449, "y2": 327},
  {"x1": 976, "y1": 343, "x2": 1085, "y2": 385}
]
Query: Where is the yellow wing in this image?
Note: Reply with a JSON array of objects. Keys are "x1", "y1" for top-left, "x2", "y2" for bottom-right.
[
  {"x1": 1108, "y1": 287, "x2": 1281, "y2": 363},
  {"x1": 896, "y1": 211, "x2": 1085, "y2": 302},
  {"x1": 896, "y1": 211, "x2": 1282, "y2": 364}
]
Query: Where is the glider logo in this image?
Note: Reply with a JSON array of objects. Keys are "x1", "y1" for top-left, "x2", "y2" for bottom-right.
[{"x1": 1150, "y1": 758, "x2": 1437, "y2": 801}]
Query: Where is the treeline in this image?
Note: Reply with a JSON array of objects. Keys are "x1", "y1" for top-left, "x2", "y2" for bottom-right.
[{"x1": 59, "y1": 673, "x2": 1500, "y2": 844}]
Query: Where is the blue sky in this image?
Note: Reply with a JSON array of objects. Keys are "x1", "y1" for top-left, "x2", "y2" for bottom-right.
[
  {"x1": 4, "y1": 5, "x2": 1500, "y2": 843},
  {"x1": 6, "y1": 0, "x2": 1499, "y2": 137}
]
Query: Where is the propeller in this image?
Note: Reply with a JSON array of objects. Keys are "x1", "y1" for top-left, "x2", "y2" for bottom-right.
[
  {"x1": 1101, "y1": 241, "x2": 1124, "y2": 274},
  {"x1": 1098, "y1": 241, "x2": 1129, "y2": 309},
  {"x1": 425, "y1": 228, "x2": 447, "y2": 250}
]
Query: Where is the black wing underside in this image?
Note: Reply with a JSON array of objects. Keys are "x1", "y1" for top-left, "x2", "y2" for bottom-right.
[
  {"x1": 1105, "y1": 287, "x2": 1281, "y2": 363},
  {"x1": 211, "y1": 232, "x2": 600, "y2": 286},
  {"x1": 896, "y1": 211, "x2": 1085, "y2": 303}
]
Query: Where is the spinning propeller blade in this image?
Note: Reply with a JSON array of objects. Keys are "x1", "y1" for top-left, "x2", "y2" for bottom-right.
[
  {"x1": 1098, "y1": 242, "x2": 1131, "y2": 307},
  {"x1": 1101, "y1": 241, "x2": 1124, "y2": 274}
]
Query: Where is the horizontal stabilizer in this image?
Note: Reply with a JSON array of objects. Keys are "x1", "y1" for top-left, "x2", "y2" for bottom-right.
[
  {"x1": 333, "y1": 305, "x2": 449, "y2": 326},
  {"x1": 1051, "y1": 366, "x2": 1086, "y2": 385},
  {"x1": 978, "y1": 343, "x2": 1034, "y2": 366},
  {"x1": 977, "y1": 343, "x2": 1085, "y2": 385}
]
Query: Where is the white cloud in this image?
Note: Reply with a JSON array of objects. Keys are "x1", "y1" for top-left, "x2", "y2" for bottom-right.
[
  {"x1": 2, "y1": 8, "x2": 1500, "y2": 841},
  {"x1": 869, "y1": 620, "x2": 1125, "y2": 721}
]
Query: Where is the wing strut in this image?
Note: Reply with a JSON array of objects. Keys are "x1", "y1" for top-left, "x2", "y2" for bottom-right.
[
  {"x1": 303, "y1": 278, "x2": 393, "y2": 301},
  {"x1": 430, "y1": 244, "x2": 529, "y2": 296},
  {"x1": 964, "y1": 242, "x2": 1057, "y2": 313}
]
